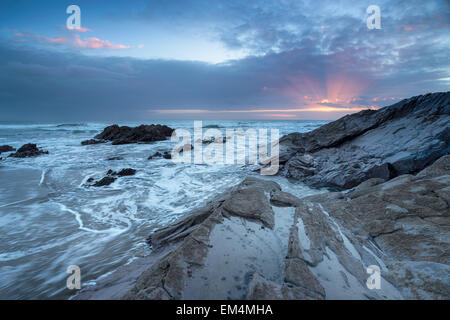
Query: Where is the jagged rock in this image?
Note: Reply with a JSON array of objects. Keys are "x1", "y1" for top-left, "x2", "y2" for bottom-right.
[
  {"x1": 8, "y1": 143, "x2": 48, "y2": 158},
  {"x1": 0, "y1": 145, "x2": 15, "y2": 153},
  {"x1": 81, "y1": 139, "x2": 106, "y2": 145},
  {"x1": 93, "y1": 176, "x2": 116, "y2": 187},
  {"x1": 279, "y1": 92, "x2": 450, "y2": 189},
  {"x1": 163, "y1": 151, "x2": 171, "y2": 159},
  {"x1": 94, "y1": 124, "x2": 174, "y2": 145}
]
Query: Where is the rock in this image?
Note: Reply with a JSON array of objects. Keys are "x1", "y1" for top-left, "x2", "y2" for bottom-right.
[
  {"x1": 148, "y1": 152, "x2": 162, "y2": 160},
  {"x1": 279, "y1": 92, "x2": 450, "y2": 189},
  {"x1": 121, "y1": 177, "x2": 287, "y2": 300},
  {"x1": 148, "y1": 151, "x2": 172, "y2": 160},
  {"x1": 93, "y1": 176, "x2": 116, "y2": 187},
  {"x1": 0, "y1": 145, "x2": 15, "y2": 154},
  {"x1": 270, "y1": 191, "x2": 302, "y2": 207},
  {"x1": 75, "y1": 157, "x2": 449, "y2": 300},
  {"x1": 116, "y1": 168, "x2": 136, "y2": 176},
  {"x1": 107, "y1": 156, "x2": 123, "y2": 161},
  {"x1": 81, "y1": 139, "x2": 106, "y2": 145},
  {"x1": 222, "y1": 187, "x2": 275, "y2": 229},
  {"x1": 237, "y1": 176, "x2": 281, "y2": 193},
  {"x1": 8, "y1": 143, "x2": 48, "y2": 158},
  {"x1": 295, "y1": 155, "x2": 450, "y2": 299},
  {"x1": 94, "y1": 124, "x2": 174, "y2": 145}
]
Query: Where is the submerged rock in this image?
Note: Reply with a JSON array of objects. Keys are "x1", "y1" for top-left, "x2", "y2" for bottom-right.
[
  {"x1": 94, "y1": 124, "x2": 174, "y2": 145},
  {"x1": 278, "y1": 92, "x2": 450, "y2": 189},
  {"x1": 8, "y1": 143, "x2": 48, "y2": 158}
]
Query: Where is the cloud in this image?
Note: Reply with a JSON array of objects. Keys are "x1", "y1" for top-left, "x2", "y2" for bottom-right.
[
  {"x1": 13, "y1": 31, "x2": 130, "y2": 50},
  {"x1": 0, "y1": 33, "x2": 448, "y2": 121},
  {"x1": 0, "y1": 0, "x2": 449, "y2": 120},
  {"x1": 73, "y1": 35, "x2": 130, "y2": 49}
]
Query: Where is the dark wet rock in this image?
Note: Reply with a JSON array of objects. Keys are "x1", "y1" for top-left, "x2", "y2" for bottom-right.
[
  {"x1": 163, "y1": 151, "x2": 171, "y2": 159},
  {"x1": 87, "y1": 177, "x2": 94, "y2": 183},
  {"x1": 116, "y1": 168, "x2": 136, "y2": 176},
  {"x1": 148, "y1": 152, "x2": 162, "y2": 160},
  {"x1": 81, "y1": 139, "x2": 106, "y2": 145},
  {"x1": 105, "y1": 168, "x2": 137, "y2": 177},
  {"x1": 0, "y1": 145, "x2": 15, "y2": 154},
  {"x1": 107, "y1": 156, "x2": 123, "y2": 161},
  {"x1": 94, "y1": 124, "x2": 174, "y2": 145},
  {"x1": 93, "y1": 176, "x2": 116, "y2": 187},
  {"x1": 279, "y1": 92, "x2": 450, "y2": 189},
  {"x1": 8, "y1": 143, "x2": 48, "y2": 158}
]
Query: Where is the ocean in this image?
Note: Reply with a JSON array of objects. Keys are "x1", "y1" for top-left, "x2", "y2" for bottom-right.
[{"x1": 0, "y1": 120, "x2": 328, "y2": 299}]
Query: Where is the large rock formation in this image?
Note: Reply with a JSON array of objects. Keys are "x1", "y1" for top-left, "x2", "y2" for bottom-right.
[
  {"x1": 75, "y1": 156, "x2": 450, "y2": 300},
  {"x1": 277, "y1": 92, "x2": 449, "y2": 189},
  {"x1": 90, "y1": 124, "x2": 174, "y2": 145}
]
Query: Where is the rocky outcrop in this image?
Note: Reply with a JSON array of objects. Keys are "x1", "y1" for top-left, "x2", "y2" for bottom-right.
[
  {"x1": 75, "y1": 155, "x2": 449, "y2": 300},
  {"x1": 292, "y1": 155, "x2": 450, "y2": 299},
  {"x1": 277, "y1": 92, "x2": 450, "y2": 189},
  {"x1": 93, "y1": 124, "x2": 174, "y2": 145},
  {"x1": 0, "y1": 145, "x2": 15, "y2": 154},
  {"x1": 8, "y1": 143, "x2": 48, "y2": 158}
]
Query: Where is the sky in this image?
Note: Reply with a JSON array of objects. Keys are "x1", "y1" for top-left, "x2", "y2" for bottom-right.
[{"x1": 0, "y1": 0, "x2": 449, "y2": 121}]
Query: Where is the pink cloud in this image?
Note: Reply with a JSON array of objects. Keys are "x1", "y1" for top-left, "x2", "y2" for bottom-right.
[
  {"x1": 12, "y1": 30, "x2": 130, "y2": 50},
  {"x1": 73, "y1": 35, "x2": 130, "y2": 49}
]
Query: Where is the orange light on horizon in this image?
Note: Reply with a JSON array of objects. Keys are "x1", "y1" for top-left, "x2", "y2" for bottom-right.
[{"x1": 153, "y1": 105, "x2": 378, "y2": 114}]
